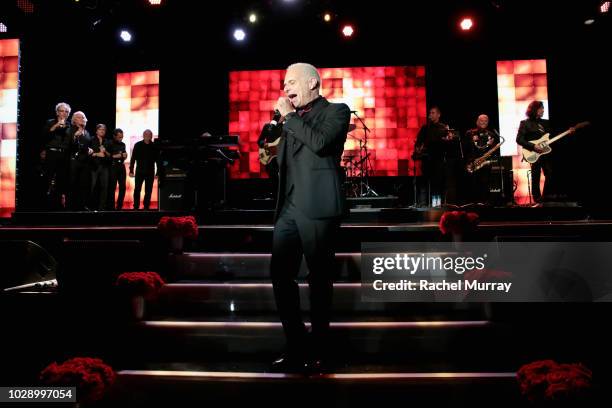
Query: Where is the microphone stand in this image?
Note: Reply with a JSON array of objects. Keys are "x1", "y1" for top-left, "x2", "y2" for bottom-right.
[
  {"x1": 351, "y1": 111, "x2": 378, "y2": 197},
  {"x1": 493, "y1": 129, "x2": 505, "y2": 205},
  {"x1": 411, "y1": 155, "x2": 418, "y2": 208}
]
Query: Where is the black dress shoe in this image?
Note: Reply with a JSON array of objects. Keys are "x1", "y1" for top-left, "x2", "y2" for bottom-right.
[{"x1": 270, "y1": 353, "x2": 308, "y2": 373}]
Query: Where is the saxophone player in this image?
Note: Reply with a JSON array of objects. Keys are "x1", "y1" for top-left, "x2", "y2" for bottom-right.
[{"x1": 465, "y1": 114, "x2": 500, "y2": 204}]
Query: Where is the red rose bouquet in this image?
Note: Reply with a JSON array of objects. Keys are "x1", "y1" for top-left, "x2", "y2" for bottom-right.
[
  {"x1": 157, "y1": 216, "x2": 198, "y2": 239},
  {"x1": 439, "y1": 210, "x2": 479, "y2": 236},
  {"x1": 40, "y1": 357, "x2": 115, "y2": 403},
  {"x1": 517, "y1": 360, "x2": 592, "y2": 405},
  {"x1": 115, "y1": 271, "x2": 165, "y2": 299}
]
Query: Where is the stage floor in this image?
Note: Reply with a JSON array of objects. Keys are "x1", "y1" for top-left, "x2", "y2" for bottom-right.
[{"x1": 4, "y1": 203, "x2": 610, "y2": 227}]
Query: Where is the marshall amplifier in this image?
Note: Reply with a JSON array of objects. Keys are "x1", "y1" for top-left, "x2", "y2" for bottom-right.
[
  {"x1": 489, "y1": 156, "x2": 513, "y2": 205},
  {"x1": 159, "y1": 173, "x2": 192, "y2": 211}
]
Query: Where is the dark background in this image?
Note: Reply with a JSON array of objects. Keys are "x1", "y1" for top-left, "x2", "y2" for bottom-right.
[{"x1": 1, "y1": 0, "x2": 610, "y2": 209}]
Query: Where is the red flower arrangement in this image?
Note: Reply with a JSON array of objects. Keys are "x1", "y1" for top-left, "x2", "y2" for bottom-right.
[
  {"x1": 439, "y1": 210, "x2": 479, "y2": 235},
  {"x1": 157, "y1": 216, "x2": 198, "y2": 239},
  {"x1": 115, "y1": 271, "x2": 165, "y2": 299},
  {"x1": 517, "y1": 360, "x2": 592, "y2": 404},
  {"x1": 40, "y1": 357, "x2": 115, "y2": 403}
]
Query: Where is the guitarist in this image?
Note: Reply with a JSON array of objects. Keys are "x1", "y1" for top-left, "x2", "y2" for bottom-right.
[
  {"x1": 516, "y1": 100, "x2": 569, "y2": 203},
  {"x1": 414, "y1": 106, "x2": 458, "y2": 206},
  {"x1": 465, "y1": 114, "x2": 500, "y2": 204}
]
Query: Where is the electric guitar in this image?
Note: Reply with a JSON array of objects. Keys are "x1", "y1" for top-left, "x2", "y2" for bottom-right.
[
  {"x1": 258, "y1": 138, "x2": 280, "y2": 165},
  {"x1": 522, "y1": 121, "x2": 589, "y2": 164}
]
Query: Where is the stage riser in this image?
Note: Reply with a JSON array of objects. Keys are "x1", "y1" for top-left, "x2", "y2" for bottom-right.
[{"x1": 9, "y1": 205, "x2": 595, "y2": 226}]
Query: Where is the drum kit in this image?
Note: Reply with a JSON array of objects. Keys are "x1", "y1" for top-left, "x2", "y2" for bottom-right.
[{"x1": 341, "y1": 112, "x2": 378, "y2": 198}]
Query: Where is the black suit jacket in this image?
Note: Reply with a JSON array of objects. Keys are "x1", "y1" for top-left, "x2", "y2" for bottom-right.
[
  {"x1": 44, "y1": 119, "x2": 71, "y2": 150},
  {"x1": 275, "y1": 97, "x2": 350, "y2": 221},
  {"x1": 67, "y1": 126, "x2": 92, "y2": 161},
  {"x1": 516, "y1": 118, "x2": 551, "y2": 152}
]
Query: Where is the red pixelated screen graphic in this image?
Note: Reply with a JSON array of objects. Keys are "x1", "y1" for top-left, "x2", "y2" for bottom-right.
[
  {"x1": 0, "y1": 39, "x2": 19, "y2": 218},
  {"x1": 228, "y1": 66, "x2": 427, "y2": 178},
  {"x1": 115, "y1": 70, "x2": 160, "y2": 209}
]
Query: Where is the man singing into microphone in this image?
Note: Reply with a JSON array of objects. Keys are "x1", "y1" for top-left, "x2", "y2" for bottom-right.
[
  {"x1": 268, "y1": 63, "x2": 350, "y2": 373},
  {"x1": 41, "y1": 102, "x2": 71, "y2": 209},
  {"x1": 66, "y1": 111, "x2": 93, "y2": 210}
]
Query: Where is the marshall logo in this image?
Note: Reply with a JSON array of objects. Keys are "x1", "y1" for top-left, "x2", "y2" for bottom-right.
[{"x1": 169, "y1": 194, "x2": 182, "y2": 199}]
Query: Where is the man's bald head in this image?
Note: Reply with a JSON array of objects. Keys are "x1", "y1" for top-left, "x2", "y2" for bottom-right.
[
  {"x1": 287, "y1": 63, "x2": 321, "y2": 89},
  {"x1": 284, "y1": 63, "x2": 321, "y2": 108},
  {"x1": 477, "y1": 114, "x2": 489, "y2": 129}
]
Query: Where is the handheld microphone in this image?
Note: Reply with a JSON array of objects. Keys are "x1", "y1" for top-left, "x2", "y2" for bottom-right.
[
  {"x1": 259, "y1": 110, "x2": 283, "y2": 148},
  {"x1": 270, "y1": 109, "x2": 282, "y2": 127}
]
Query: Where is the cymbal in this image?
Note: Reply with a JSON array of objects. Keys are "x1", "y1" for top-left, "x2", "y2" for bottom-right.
[{"x1": 348, "y1": 124, "x2": 357, "y2": 132}]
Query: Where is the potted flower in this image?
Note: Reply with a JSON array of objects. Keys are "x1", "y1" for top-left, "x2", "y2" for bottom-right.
[
  {"x1": 115, "y1": 271, "x2": 165, "y2": 319},
  {"x1": 517, "y1": 360, "x2": 593, "y2": 406},
  {"x1": 439, "y1": 210, "x2": 479, "y2": 241},
  {"x1": 40, "y1": 357, "x2": 115, "y2": 405},
  {"x1": 157, "y1": 216, "x2": 199, "y2": 253}
]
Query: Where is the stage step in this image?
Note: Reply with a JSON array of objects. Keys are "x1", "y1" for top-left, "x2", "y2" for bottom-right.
[
  {"x1": 2, "y1": 220, "x2": 606, "y2": 257},
  {"x1": 124, "y1": 319, "x2": 508, "y2": 361},
  {"x1": 148, "y1": 282, "x2": 488, "y2": 320},
  {"x1": 8, "y1": 205, "x2": 595, "y2": 227},
  {"x1": 108, "y1": 368, "x2": 520, "y2": 407},
  {"x1": 168, "y1": 252, "x2": 362, "y2": 280}
]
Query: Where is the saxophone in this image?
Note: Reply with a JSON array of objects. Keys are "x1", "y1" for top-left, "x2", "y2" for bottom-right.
[{"x1": 466, "y1": 135, "x2": 504, "y2": 173}]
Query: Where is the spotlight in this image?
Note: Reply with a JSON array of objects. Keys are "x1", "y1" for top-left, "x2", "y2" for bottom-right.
[
  {"x1": 601, "y1": 1, "x2": 610, "y2": 13},
  {"x1": 323, "y1": 13, "x2": 332, "y2": 22},
  {"x1": 0, "y1": 22, "x2": 7, "y2": 33},
  {"x1": 342, "y1": 25, "x2": 354, "y2": 37},
  {"x1": 460, "y1": 17, "x2": 473, "y2": 31},
  {"x1": 148, "y1": 0, "x2": 162, "y2": 5},
  {"x1": 233, "y1": 28, "x2": 246, "y2": 41},
  {"x1": 120, "y1": 30, "x2": 132, "y2": 42},
  {"x1": 584, "y1": 18, "x2": 595, "y2": 25},
  {"x1": 249, "y1": 13, "x2": 257, "y2": 23}
]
